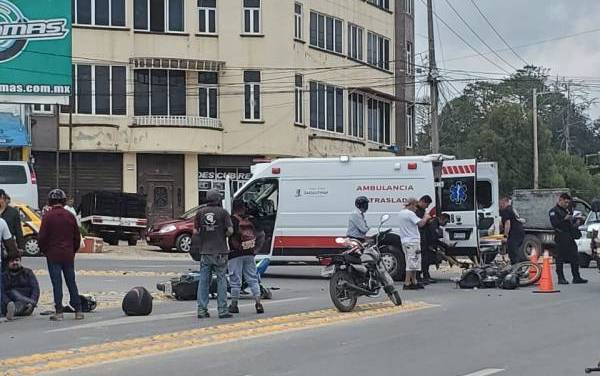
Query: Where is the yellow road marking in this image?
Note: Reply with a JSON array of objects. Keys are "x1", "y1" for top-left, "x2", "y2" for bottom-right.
[{"x1": 0, "y1": 301, "x2": 435, "y2": 375}]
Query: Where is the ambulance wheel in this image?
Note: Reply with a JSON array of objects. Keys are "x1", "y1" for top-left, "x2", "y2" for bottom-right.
[{"x1": 382, "y1": 250, "x2": 405, "y2": 281}]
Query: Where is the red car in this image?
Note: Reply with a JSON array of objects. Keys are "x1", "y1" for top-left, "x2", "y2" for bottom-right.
[{"x1": 146, "y1": 206, "x2": 199, "y2": 252}]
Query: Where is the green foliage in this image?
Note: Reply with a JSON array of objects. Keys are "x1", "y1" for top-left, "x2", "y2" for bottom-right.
[{"x1": 422, "y1": 66, "x2": 600, "y2": 199}]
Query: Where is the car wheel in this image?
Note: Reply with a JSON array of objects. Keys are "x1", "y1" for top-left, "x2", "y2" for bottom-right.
[
  {"x1": 176, "y1": 234, "x2": 192, "y2": 253},
  {"x1": 578, "y1": 252, "x2": 592, "y2": 268},
  {"x1": 23, "y1": 236, "x2": 40, "y2": 257}
]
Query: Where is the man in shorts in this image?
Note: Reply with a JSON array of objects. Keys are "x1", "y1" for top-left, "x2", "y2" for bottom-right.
[{"x1": 398, "y1": 198, "x2": 431, "y2": 290}]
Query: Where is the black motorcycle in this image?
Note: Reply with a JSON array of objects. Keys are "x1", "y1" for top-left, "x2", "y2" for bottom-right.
[{"x1": 319, "y1": 215, "x2": 402, "y2": 312}]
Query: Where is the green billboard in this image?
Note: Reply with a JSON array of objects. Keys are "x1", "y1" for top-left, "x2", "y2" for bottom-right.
[{"x1": 0, "y1": 0, "x2": 71, "y2": 104}]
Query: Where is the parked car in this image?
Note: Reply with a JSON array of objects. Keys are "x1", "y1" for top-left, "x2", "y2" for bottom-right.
[
  {"x1": 576, "y1": 211, "x2": 600, "y2": 268},
  {"x1": 146, "y1": 206, "x2": 200, "y2": 253},
  {"x1": 14, "y1": 203, "x2": 42, "y2": 257},
  {"x1": 0, "y1": 161, "x2": 38, "y2": 210}
]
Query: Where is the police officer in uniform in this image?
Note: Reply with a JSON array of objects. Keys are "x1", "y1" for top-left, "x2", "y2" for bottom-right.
[{"x1": 549, "y1": 193, "x2": 588, "y2": 285}]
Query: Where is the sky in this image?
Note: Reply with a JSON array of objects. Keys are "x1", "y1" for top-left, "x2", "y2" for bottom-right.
[{"x1": 414, "y1": 0, "x2": 600, "y2": 119}]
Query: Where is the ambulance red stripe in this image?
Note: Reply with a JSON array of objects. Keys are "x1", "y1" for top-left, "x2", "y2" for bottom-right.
[{"x1": 274, "y1": 236, "x2": 340, "y2": 249}]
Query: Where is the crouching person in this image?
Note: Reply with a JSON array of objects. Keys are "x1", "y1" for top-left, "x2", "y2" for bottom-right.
[
  {"x1": 228, "y1": 200, "x2": 264, "y2": 315},
  {"x1": 2, "y1": 253, "x2": 40, "y2": 321}
]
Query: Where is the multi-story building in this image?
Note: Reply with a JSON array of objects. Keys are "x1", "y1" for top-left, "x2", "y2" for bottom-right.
[{"x1": 30, "y1": 0, "x2": 415, "y2": 223}]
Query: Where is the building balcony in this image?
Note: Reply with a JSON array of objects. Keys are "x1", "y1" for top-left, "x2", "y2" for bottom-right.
[{"x1": 132, "y1": 116, "x2": 223, "y2": 129}]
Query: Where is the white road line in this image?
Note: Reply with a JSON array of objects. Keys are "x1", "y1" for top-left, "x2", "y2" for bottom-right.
[
  {"x1": 460, "y1": 369, "x2": 505, "y2": 376},
  {"x1": 45, "y1": 297, "x2": 310, "y2": 333}
]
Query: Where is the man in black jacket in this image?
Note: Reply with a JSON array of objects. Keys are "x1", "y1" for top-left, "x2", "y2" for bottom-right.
[
  {"x1": 1, "y1": 254, "x2": 39, "y2": 320},
  {"x1": 549, "y1": 193, "x2": 587, "y2": 285},
  {"x1": 0, "y1": 189, "x2": 23, "y2": 268}
]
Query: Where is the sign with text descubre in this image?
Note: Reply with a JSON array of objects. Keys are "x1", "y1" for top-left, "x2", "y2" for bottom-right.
[{"x1": 0, "y1": 0, "x2": 71, "y2": 104}]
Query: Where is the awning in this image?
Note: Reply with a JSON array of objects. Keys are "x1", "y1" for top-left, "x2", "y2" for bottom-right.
[{"x1": 0, "y1": 113, "x2": 29, "y2": 147}]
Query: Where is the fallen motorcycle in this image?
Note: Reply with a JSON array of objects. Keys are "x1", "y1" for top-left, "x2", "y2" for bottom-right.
[
  {"x1": 157, "y1": 257, "x2": 273, "y2": 300},
  {"x1": 319, "y1": 214, "x2": 402, "y2": 312}
]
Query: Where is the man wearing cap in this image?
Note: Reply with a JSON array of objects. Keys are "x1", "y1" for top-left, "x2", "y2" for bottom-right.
[
  {"x1": 398, "y1": 198, "x2": 431, "y2": 290},
  {"x1": 549, "y1": 193, "x2": 588, "y2": 284},
  {"x1": 195, "y1": 189, "x2": 234, "y2": 319}
]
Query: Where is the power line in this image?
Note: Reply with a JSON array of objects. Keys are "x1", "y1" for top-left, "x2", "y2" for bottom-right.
[
  {"x1": 442, "y1": 0, "x2": 517, "y2": 72},
  {"x1": 468, "y1": 0, "x2": 529, "y2": 66}
]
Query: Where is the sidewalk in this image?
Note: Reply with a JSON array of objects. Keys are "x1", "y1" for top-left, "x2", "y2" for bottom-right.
[{"x1": 82, "y1": 243, "x2": 189, "y2": 261}]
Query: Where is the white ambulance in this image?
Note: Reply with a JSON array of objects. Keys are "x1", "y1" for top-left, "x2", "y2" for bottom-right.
[{"x1": 226, "y1": 155, "x2": 499, "y2": 280}]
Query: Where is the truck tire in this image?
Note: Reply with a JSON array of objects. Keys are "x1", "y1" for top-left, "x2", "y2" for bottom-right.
[
  {"x1": 104, "y1": 234, "x2": 119, "y2": 246},
  {"x1": 521, "y1": 235, "x2": 542, "y2": 259},
  {"x1": 578, "y1": 252, "x2": 592, "y2": 268},
  {"x1": 128, "y1": 236, "x2": 138, "y2": 246},
  {"x1": 381, "y1": 248, "x2": 406, "y2": 282},
  {"x1": 176, "y1": 233, "x2": 192, "y2": 253}
]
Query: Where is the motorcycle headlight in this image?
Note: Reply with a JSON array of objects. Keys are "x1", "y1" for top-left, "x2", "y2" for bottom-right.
[{"x1": 159, "y1": 224, "x2": 177, "y2": 234}]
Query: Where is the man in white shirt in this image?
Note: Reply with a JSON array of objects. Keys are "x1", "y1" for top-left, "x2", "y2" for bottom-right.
[{"x1": 398, "y1": 198, "x2": 430, "y2": 290}]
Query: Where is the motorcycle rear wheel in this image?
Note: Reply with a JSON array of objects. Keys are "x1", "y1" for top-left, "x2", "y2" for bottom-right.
[
  {"x1": 511, "y1": 261, "x2": 542, "y2": 287},
  {"x1": 330, "y1": 271, "x2": 358, "y2": 312}
]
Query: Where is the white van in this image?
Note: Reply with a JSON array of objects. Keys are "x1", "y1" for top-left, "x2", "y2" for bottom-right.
[
  {"x1": 0, "y1": 161, "x2": 39, "y2": 209},
  {"x1": 227, "y1": 156, "x2": 499, "y2": 278}
]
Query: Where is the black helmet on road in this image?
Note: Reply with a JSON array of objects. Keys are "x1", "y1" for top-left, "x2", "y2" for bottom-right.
[
  {"x1": 355, "y1": 196, "x2": 369, "y2": 211},
  {"x1": 48, "y1": 189, "x2": 67, "y2": 201}
]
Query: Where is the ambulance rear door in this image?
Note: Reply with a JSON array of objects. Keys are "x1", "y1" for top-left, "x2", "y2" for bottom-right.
[{"x1": 441, "y1": 159, "x2": 479, "y2": 256}]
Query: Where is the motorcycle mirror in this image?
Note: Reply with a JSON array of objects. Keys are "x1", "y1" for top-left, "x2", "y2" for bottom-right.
[
  {"x1": 335, "y1": 237, "x2": 347, "y2": 245},
  {"x1": 380, "y1": 214, "x2": 390, "y2": 224}
]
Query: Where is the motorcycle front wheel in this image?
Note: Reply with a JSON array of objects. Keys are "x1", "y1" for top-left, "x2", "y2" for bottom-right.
[
  {"x1": 388, "y1": 290, "x2": 402, "y2": 306},
  {"x1": 330, "y1": 271, "x2": 358, "y2": 312}
]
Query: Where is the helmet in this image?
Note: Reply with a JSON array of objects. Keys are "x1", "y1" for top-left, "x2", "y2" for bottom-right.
[
  {"x1": 48, "y1": 189, "x2": 67, "y2": 201},
  {"x1": 499, "y1": 273, "x2": 519, "y2": 290},
  {"x1": 355, "y1": 196, "x2": 369, "y2": 211}
]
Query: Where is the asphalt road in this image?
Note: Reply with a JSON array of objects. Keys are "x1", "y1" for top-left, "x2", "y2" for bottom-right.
[{"x1": 2, "y1": 255, "x2": 600, "y2": 376}]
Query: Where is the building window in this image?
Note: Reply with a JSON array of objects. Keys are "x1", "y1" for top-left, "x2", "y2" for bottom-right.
[
  {"x1": 134, "y1": 0, "x2": 184, "y2": 32},
  {"x1": 295, "y1": 74, "x2": 304, "y2": 125},
  {"x1": 309, "y1": 81, "x2": 343, "y2": 133},
  {"x1": 62, "y1": 64, "x2": 126, "y2": 115},
  {"x1": 244, "y1": 71, "x2": 261, "y2": 121},
  {"x1": 366, "y1": 0, "x2": 390, "y2": 11},
  {"x1": 367, "y1": 97, "x2": 391, "y2": 144},
  {"x1": 198, "y1": 0, "x2": 216, "y2": 34},
  {"x1": 309, "y1": 11, "x2": 342, "y2": 54},
  {"x1": 403, "y1": 0, "x2": 414, "y2": 15},
  {"x1": 347, "y1": 23, "x2": 363, "y2": 61},
  {"x1": 348, "y1": 92, "x2": 364, "y2": 138},
  {"x1": 243, "y1": 0, "x2": 261, "y2": 34},
  {"x1": 294, "y1": 2, "x2": 303, "y2": 40},
  {"x1": 406, "y1": 105, "x2": 414, "y2": 149},
  {"x1": 74, "y1": 0, "x2": 126, "y2": 27},
  {"x1": 367, "y1": 31, "x2": 390, "y2": 71},
  {"x1": 199, "y1": 72, "x2": 218, "y2": 119},
  {"x1": 406, "y1": 41, "x2": 413, "y2": 75},
  {"x1": 134, "y1": 69, "x2": 187, "y2": 116},
  {"x1": 31, "y1": 104, "x2": 54, "y2": 115}
]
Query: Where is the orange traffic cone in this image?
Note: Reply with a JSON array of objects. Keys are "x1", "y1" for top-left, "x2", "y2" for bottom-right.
[
  {"x1": 529, "y1": 248, "x2": 539, "y2": 284},
  {"x1": 533, "y1": 251, "x2": 560, "y2": 293}
]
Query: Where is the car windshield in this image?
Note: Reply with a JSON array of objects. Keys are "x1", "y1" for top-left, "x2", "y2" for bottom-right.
[
  {"x1": 586, "y1": 211, "x2": 600, "y2": 226},
  {"x1": 180, "y1": 206, "x2": 200, "y2": 220}
]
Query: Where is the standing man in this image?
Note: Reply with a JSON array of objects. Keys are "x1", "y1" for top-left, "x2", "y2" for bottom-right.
[
  {"x1": 0, "y1": 217, "x2": 17, "y2": 323},
  {"x1": 398, "y1": 198, "x2": 431, "y2": 290},
  {"x1": 549, "y1": 193, "x2": 588, "y2": 284},
  {"x1": 0, "y1": 189, "x2": 23, "y2": 269},
  {"x1": 500, "y1": 197, "x2": 527, "y2": 264},
  {"x1": 227, "y1": 200, "x2": 263, "y2": 315},
  {"x1": 415, "y1": 195, "x2": 434, "y2": 283},
  {"x1": 38, "y1": 189, "x2": 84, "y2": 321},
  {"x1": 195, "y1": 189, "x2": 234, "y2": 319}
]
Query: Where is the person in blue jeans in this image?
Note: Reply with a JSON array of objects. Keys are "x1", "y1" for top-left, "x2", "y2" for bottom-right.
[
  {"x1": 228, "y1": 200, "x2": 264, "y2": 315},
  {"x1": 195, "y1": 190, "x2": 233, "y2": 319},
  {"x1": 38, "y1": 189, "x2": 83, "y2": 321}
]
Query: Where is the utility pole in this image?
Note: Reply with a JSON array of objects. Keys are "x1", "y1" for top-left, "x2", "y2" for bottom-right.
[
  {"x1": 565, "y1": 80, "x2": 571, "y2": 155},
  {"x1": 533, "y1": 88, "x2": 539, "y2": 189},
  {"x1": 427, "y1": 0, "x2": 439, "y2": 153}
]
